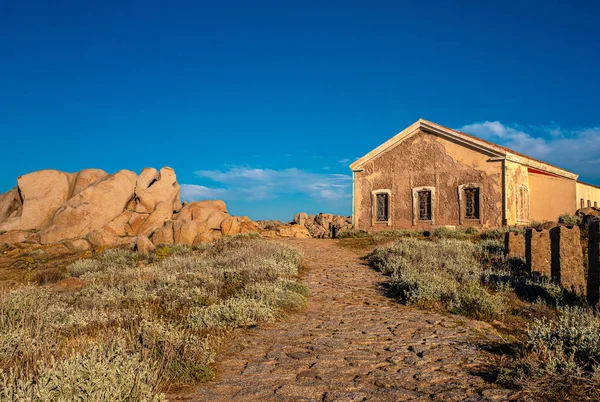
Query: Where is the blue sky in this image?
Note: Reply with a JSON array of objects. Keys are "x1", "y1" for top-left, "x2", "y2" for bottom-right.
[{"x1": 1, "y1": 1, "x2": 599, "y2": 221}]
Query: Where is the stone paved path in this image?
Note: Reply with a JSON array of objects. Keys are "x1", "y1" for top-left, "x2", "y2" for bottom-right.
[{"x1": 176, "y1": 239, "x2": 518, "y2": 401}]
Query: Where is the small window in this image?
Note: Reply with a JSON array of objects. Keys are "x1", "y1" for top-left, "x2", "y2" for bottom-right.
[
  {"x1": 595, "y1": 202, "x2": 598, "y2": 208},
  {"x1": 418, "y1": 190, "x2": 432, "y2": 221},
  {"x1": 375, "y1": 193, "x2": 389, "y2": 222},
  {"x1": 581, "y1": 199, "x2": 585, "y2": 208},
  {"x1": 589, "y1": 200, "x2": 592, "y2": 207},
  {"x1": 464, "y1": 188, "x2": 480, "y2": 219}
]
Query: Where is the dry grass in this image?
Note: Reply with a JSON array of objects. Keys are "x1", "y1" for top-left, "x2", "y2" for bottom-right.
[
  {"x1": 0, "y1": 235, "x2": 307, "y2": 400},
  {"x1": 367, "y1": 235, "x2": 596, "y2": 400}
]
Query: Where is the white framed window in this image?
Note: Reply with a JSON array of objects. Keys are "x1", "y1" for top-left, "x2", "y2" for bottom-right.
[
  {"x1": 411, "y1": 186, "x2": 435, "y2": 225},
  {"x1": 371, "y1": 189, "x2": 392, "y2": 226},
  {"x1": 458, "y1": 183, "x2": 483, "y2": 224}
]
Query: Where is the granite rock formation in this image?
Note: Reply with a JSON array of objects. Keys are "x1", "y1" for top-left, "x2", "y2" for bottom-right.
[{"x1": 0, "y1": 167, "x2": 259, "y2": 252}]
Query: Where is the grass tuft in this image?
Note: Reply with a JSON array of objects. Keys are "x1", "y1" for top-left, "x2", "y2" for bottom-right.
[{"x1": 0, "y1": 235, "x2": 306, "y2": 399}]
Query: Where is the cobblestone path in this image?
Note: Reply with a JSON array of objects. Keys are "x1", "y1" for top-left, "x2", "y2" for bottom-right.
[{"x1": 177, "y1": 239, "x2": 517, "y2": 401}]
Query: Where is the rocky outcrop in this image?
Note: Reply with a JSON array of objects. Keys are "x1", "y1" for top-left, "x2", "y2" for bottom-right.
[
  {"x1": 39, "y1": 170, "x2": 137, "y2": 244},
  {"x1": 0, "y1": 170, "x2": 74, "y2": 231},
  {"x1": 577, "y1": 207, "x2": 600, "y2": 227},
  {"x1": 265, "y1": 213, "x2": 352, "y2": 239},
  {"x1": 0, "y1": 167, "x2": 260, "y2": 251},
  {"x1": 296, "y1": 212, "x2": 351, "y2": 238}
]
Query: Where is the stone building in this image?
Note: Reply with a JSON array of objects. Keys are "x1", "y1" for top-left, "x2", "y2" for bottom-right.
[{"x1": 350, "y1": 119, "x2": 600, "y2": 230}]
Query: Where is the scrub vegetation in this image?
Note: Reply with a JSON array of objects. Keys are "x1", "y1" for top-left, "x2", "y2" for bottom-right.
[
  {"x1": 0, "y1": 235, "x2": 307, "y2": 401},
  {"x1": 366, "y1": 232, "x2": 597, "y2": 401}
]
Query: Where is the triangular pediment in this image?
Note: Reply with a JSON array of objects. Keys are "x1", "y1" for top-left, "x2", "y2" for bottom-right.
[{"x1": 349, "y1": 119, "x2": 577, "y2": 180}]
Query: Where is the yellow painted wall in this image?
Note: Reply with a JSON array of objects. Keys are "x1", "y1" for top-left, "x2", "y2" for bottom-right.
[
  {"x1": 528, "y1": 172, "x2": 577, "y2": 222},
  {"x1": 576, "y1": 182, "x2": 600, "y2": 209}
]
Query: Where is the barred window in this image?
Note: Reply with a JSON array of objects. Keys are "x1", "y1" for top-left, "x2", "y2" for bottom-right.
[
  {"x1": 464, "y1": 188, "x2": 480, "y2": 219},
  {"x1": 418, "y1": 190, "x2": 432, "y2": 221},
  {"x1": 375, "y1": 193, "x2": 389, "y2": 222}
]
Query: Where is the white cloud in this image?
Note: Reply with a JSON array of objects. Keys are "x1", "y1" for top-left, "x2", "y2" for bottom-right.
[
  {"x1": 458, "y1": 121, "x2": 600, "y2": 181},
  {"x1": 180, "y1": 184, "x2": 231, "y2": 200},
  {"x1": 181, "y1": 167, "x2": 352, "y2": 202},
  {"x1": 459, "y1": 121, "x2": 551, "y2": 157}
]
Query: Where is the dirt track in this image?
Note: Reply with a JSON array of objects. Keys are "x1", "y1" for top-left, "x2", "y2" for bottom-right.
[{"x1": 179, "y1": 238, "x2": 517, "y2": 401}]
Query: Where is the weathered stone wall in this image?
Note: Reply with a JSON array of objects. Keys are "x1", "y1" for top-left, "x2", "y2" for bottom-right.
[
  {"x1": 588, "y1": 221, "x2": 600, "y2": 305},
  {"x1": 550, "y1": 226, "x2": 585, "y2": 294},
  {"x1": 505, "y1": 232, "x2": 525, "y2": 259},
  {"x1": 525, "y1": 228, "x2": 551, "y2": 277},
  {"x1": 354, "y1": 129, "x2": 503, "y2": 230},
  {"x1": 504, "y1": 161, "x2": 530, "y2": 226}
]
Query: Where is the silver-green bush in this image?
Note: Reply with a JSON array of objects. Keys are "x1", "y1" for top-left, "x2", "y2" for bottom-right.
[{"x1": 0, "y1": 236, "x2": 307, "y2": 400}]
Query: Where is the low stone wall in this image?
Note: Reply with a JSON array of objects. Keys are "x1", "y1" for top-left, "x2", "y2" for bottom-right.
[
  {"x1": 588, "y1": 221, "x2": 600, "y2": 305},
  {"x1": 550, "y1": 226, "x2": 585, "y2": 294},
  {"x1": 525, "y1": 228, "x2": 551, "y2": 277},
  {"x1": 504, "y1": 232, "x2": 525, "y2": 260},
  {"x1": 524, "y1": 226, "x2": 586, "y2": 294}
]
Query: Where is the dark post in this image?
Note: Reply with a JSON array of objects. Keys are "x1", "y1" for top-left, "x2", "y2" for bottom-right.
[{"x1": 588, "y1": 221, "x2": 600, "y2": 305}]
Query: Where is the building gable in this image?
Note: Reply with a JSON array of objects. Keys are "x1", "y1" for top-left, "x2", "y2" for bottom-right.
[{"x1": 350, "y1": 119, "x2": 577, "y2": 180}]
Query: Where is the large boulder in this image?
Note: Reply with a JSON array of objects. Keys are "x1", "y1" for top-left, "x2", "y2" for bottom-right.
[
  {"x1": 239, "y1": 216, "x2": 260, "y2": 233},
  {"x1": 0, "y1": 170, "x2": 73, "y2": 231},
  {"x1": 0, "y1": 167, "x2": 259, "y2": 248},
  {"x1": 103, "y1": 211, "x2": 134, "y2": 237},
  {"x1": 278, "y1": 224, "x2": 311, "y2": 239},
  {"x1": 0, "y1": 231, "x2": 38, "y2": 244},
  {"x1": 126, "y1": 212, "x2": 149, "y2": 235},
  {"x1": 174, "y1": 220, "x2": 206, "y2": 245},
  {"x1": 39, "y1": 170, "x2": 137, "y2": 244},
  {"x1": 0, "y1": 187, "x2": 22, "y2": 222},
  {"x1": 221, "y1": 216, "x2": 241, "y2": 236},
  {"x1": 315, "y1": 213, "x2": 334, "y2": 229},
  {"x1": 135, "y1": 168, "x2": 159, "y2": 193},
  {"x1": 62, "y1": 238, "x2": 92, "y2": 252},
  {"x1": 72, "y1": 169, "x2": 107, "y2": 196},
  {"x1": 152, "y1": 221, "x2": 174, "y2": 246},
  {"x1": 87, "y1": 230, "x2": 136, "y2": 248},
  {"x1": 135, "y1": 167, "x2": 182, "y2": 213},
  {"x1": 294, "y1": 212, "x2": 308, "y2": 226},
  {"x1": 137, "y1": 202, "x2": 172, "y2": 237},
  {"x1": 176, "y1": 200, "x2": 228, "y2": 221},
  {"x1": 136, "y1": 235, "x2": 156, "y2": 256}
]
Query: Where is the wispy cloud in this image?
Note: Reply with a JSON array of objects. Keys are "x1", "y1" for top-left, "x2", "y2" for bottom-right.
[
  {"x1": 458, "y1": 121, "x2": 600, "y2": 181},
  {"x1": 181, "y1": 167, "x2": 352, "y2": 202},
  {"x1": 179, "y1": 184, "x2": 231, "y2": 200}
]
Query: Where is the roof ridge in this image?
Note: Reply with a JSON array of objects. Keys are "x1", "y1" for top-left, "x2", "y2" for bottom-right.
[{"x1": 420, "y1": 119, "x2": 576, "y2": 176}]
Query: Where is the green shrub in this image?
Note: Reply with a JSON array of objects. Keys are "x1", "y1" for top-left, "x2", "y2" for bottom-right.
[
  {"x1": 502, "y1": 307, "x2": 600, "y2": 400},
  {"x1": 0, "y1": 236, "x2": 306, "y2": 398},
  {"x1": 449, "y1": 282, "x2": 507, "y2": 320},
  {"x1": 432, "y1": 226, "x2": 475, "y2": 240},
  {"x1": 368, "y1": 238, "x2": 507, "y2": 318},
  {"x1": 483, "y1": 226, "x2": 524, "y2": 240},
  {"x1": 337, "y1": 230, "x2": 371, "y2": 238},
  {"x1": 558, "y1": 214, "x2": 581, "y2": 226}
]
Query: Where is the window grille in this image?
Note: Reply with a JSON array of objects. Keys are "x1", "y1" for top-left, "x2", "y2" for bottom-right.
[
  {"x1": 375, "y1": 193, "x2": 389, "y2": 222},
  {"x1": 464, "y1": 188, "x2": 480, "y2": 219},
  {"x1": 418, "y1": 191, "x2": 432, "y2": 221}
]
